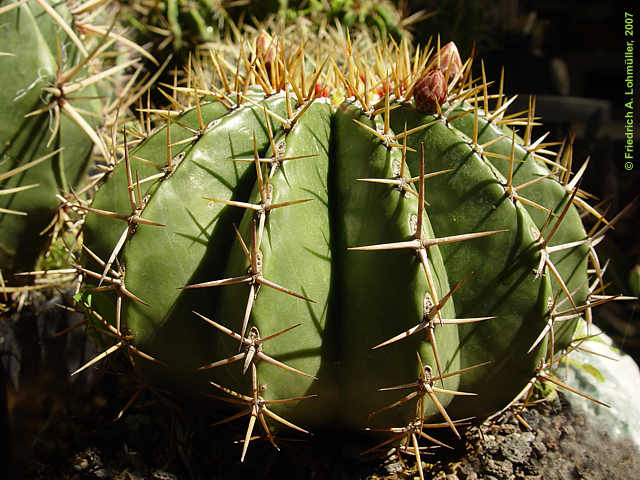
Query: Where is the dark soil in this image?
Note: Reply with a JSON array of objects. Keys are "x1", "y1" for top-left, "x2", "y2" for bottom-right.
[
  {"x1": 7, "y1": 374, "x2": 640, "y2": 480},
  {"x1": 2, "y1": 291, "x2": 639, "y2": 479}
]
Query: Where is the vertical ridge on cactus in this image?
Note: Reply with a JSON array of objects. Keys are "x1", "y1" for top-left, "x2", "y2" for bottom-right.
[
  {"x1": 388, "y1": 102, "x2": 552, "y2": 419},
  {"x1": 446, "y1": 101, "x2": 590, "y2": 355}
]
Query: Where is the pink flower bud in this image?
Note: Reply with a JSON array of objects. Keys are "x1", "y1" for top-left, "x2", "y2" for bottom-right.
[
  {"x1": 413, "y1": 69, "x2": 448, "y2": 114},
  {"x1": 314, "y1": 82, "x2": 329, "y2": 98},
  {"x1": 255, "y1": 31, "x2": 278, "y2": 67},
  {"x1": 376, "y1": 80, "x2": 392, "y2": 97},
  {"x1": 438, "y1": 41, "x2": 463, "y2": 80}
]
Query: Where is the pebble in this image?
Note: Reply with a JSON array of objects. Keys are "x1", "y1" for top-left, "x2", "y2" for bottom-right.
[{"x1": 151, "y1": 471, "x2": 178, "y2": 480}]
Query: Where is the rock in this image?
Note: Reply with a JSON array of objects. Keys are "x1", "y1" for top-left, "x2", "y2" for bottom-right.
[
  {"x1": 382, "y1": 458, "x2": 404, "y2": 475},
  {"x1": 484, "y1": 458, "x2": 513, "y2": 479},
  {"x1": 565, "y1": 321, "x2": 640, "y2": 450},
  {"x1": 151, "y1": 471, "x2": 179, "y2": 480},
  {"x1": 498, "y1": 431, "x2": 534, "y2": 463},
  {"x1": 531, "y1": 439, "x2": 547, "y2": 457}
]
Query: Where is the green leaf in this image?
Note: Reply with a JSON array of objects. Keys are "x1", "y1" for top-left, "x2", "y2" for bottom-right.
[{"x1": 570, "y1": 359, "x2": 605, "y2": 383}]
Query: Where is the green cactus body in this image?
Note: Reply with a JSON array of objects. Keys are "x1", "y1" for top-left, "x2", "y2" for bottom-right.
[
  {"x1": 448, "y1": 109, "x2": 589, "y2": 351},
  {"x1": 79, "y1": 50, "x2": 603, "y2": 457},
  {"x1": 389, "y1": 106, "x2": 551, "y2": 418},
  {"x1": 84, "y1": 93, "x2": 468, "y2": 434},
  {"x1": 83, "y1": 99, "x2": 231, "y2": 266},
  {"x1": 332, "y1": 103, "x2": 459, "y2": 430},
  {"x1": 213, "y1": 100, "x2": 334, "y2": 428},
  {"x1": 0, "y1": 0, "x2": 100, "y2": 273},
  {"x1": 84, "y1": 93, "x2": 296, "y2": 385},
  {"x1": 629, "y1": 264, "x2": 640, "y2": 298},
  {"x1": 84, "y1": 86, "x2": 555, "y2": 431}
]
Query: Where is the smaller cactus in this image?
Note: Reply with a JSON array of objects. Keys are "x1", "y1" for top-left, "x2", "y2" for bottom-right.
[
  {"x1": 119, "y1": 0, "x2": 244, "y2": 64},
  {"x1": 0, "y1": 0, "x2": 151, "y2": 283},
  {"x1": 1, "y1": 0, "x2": 99, "y2": 276}
]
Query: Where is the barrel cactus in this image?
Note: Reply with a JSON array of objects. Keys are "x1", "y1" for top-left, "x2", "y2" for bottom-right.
[
  {"x1": 70, "y1": 29, "x2": 622, "y2": 472},
  {"x1": 278, "y1": 0, "x2": 431, "y2": 40},
  {"x1": 0, "y1": 0, "x2": 143, "y2": 281}
]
